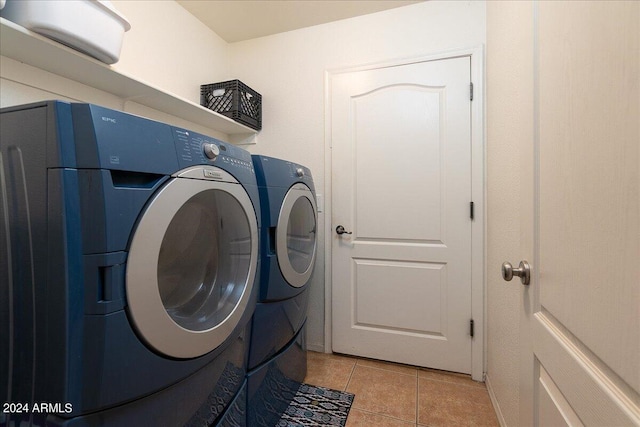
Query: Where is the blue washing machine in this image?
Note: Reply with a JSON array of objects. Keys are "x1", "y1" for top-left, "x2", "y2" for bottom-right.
[
  {"x1": 247, "y1": 155, "x2": 317, "y2": 423},
  {"x1": 0, "y1": 101, "x2": 260, "y2": 426}
]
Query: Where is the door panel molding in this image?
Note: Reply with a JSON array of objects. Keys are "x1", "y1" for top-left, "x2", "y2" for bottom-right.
[
  {"x1": 533, "y1": 314, "x2": 640, "y2": 425},
  {"x1": 351, "y1": 83, "x2": 446, "y2": 100},
  {"x1": 538, "y1": 365, "x2": 584, "y2": 427}
]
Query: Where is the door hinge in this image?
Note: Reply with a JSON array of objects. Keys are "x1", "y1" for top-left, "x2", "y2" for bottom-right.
[
  {"x1": 470, "y1": 201, "x2": 475, "y2": 220},
  {"x1": 470, "y1": 319, "x2": 475, "y2": 338},
  {"x1": 470, "y1": 82, "x2": 474, "y2": 101}
]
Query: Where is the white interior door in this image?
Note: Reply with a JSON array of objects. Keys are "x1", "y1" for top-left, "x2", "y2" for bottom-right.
[
  {"x1": 331, "y1": 56, "x2": 474, "y2": 374},
  {"x1": 516, "y1": 2, "x2": 640, "y2": 425}
]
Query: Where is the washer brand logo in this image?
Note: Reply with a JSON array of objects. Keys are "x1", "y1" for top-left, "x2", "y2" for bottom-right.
[
  {"x1": 101, "y1": 116, "x2": 117, "y2": 124},
  {"x1": 203, "y1": 169, "x2": 222, "y2": 180}
]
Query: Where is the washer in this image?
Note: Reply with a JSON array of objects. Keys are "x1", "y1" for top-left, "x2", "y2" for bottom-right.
[
  {"x1": 0, "y1": 101, "x2": 260, "y2": 426},
  {"x1": 247, "y1": 155, "x2": 317, "y2": 423}
]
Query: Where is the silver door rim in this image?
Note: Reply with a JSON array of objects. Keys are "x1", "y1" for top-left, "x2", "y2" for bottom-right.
[
  {"x1": 276, "y1": 183, "x2": 317, "y2": 288},
  {"x1": 126, "y1": 172, "x2": 258, "y2": 359}
]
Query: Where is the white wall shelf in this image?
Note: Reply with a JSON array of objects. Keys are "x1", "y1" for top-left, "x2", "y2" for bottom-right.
[{"x1": 0, "y1": 17, "x2": 257, "y2": 137}]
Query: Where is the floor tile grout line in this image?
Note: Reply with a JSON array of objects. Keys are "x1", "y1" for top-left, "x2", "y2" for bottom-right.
[
  {"x1": 415, "y1": 372, "x2": 419, "y2": 425},
  {"x1": 354, "y1": 362, "x2": 418, "y2": 378},
  {"x1": 349, "y1": 407, "x2": 418, "y2": 425},
  {"x1": 418, "y1": 369, "x2": 485, "y2": 388},
  {"x1": 344, "y1": 359, "x2": 418, "y2": 424},
  {"x1": 322, "y1": 352, "x2": 482, "y2": 385},
  {"x1": 418, "y1": 375, "x2": 488, "y2": 390},
  {"x1": 355, "y1": 359, "x2": 418, "y2": 375},
  {"x1": 344, "y1": 360, "x2": 357, "y2": 392}
]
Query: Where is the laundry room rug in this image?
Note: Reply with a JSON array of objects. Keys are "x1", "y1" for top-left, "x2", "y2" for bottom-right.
[{"x1": 277, "y1": 384, "x2": 355, "y2": 427}]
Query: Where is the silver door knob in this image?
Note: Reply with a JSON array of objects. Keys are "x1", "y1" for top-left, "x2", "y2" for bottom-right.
[
  {"x1": 502, "y1": 260, "x2": 531, "y2": 285},
  {"x1": 336, "y1": 225, "x2": 352, "y2": 235}
]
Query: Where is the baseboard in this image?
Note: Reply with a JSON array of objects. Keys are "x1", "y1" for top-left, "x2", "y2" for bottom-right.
[
  {"x1": 485, "y1": 374, "x2": 508, "y2": 427},
  {"x1": 306, "y1": 343, "x2": 325, "y2": 353}
]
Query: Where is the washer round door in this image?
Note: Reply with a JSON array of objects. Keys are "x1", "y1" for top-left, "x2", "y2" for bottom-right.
[
  {"x1": 126, "y1": 167, "x2": 258, "y2": 359},
  {"x1": 276, "y1": 183, "x2": 317, "y2": 288}
]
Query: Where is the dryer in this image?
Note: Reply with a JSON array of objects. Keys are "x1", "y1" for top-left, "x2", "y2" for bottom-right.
[
  {"x1": 253, "y1": 155, "x2": 317, "y2": 302},
  {"x1": 0, "y1": 101, "x2": 260, "y2": 426},
  {"x1": 247, "y1": 155, "x2": 317, "y2": 425},
  {"x1": 249, "y1": 155, "x2": 317, "y2": 368}
]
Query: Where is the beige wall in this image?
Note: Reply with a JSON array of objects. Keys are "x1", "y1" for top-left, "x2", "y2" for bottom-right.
[
  {"x1": 485, "y1": 2, "x2": 534, "y2": 425},
  {"x1": 111, "y1": 1, "x2": 229, "y2": 103}
]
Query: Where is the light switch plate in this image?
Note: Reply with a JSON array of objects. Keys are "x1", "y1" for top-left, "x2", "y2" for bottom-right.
[{"x1": 316, "y1": 194, "x2": 323, "y2": 213}]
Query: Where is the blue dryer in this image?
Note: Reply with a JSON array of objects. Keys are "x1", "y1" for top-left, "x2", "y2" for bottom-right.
[
  {"x1": 0, "y1": 101, "x2": 260, "y2": 426},
  {"x1": 253, "y1": 156, "x2": 317, "y2": 301},
  {"x1": 247, "y1": 155, "x2": 317, "y2": 425}
]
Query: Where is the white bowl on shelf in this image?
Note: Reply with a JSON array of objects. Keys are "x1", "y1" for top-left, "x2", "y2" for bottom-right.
[{"x1": 0, "y1": 0, "x2": 130, "y2": 64}]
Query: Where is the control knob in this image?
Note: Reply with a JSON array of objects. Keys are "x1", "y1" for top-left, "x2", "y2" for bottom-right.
[
  {"x1": 296, "y1": 167, "x2": 305, "y2": 177},
  {"x1": 203, "y1": 143, "x2": 220, "y2": 160}
]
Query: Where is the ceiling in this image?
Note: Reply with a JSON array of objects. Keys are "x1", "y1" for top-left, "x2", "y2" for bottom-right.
[{"x1": 177, "y1": 1, "x2": 422, "y2": 43}]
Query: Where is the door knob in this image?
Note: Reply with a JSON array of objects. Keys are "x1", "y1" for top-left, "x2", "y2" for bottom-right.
[
  {"x1": 335, "y1": 225, "x2": 352, "y2": 235},
  {"x1": 502, "y1": 260, "x2": 531, "y2": 285}
]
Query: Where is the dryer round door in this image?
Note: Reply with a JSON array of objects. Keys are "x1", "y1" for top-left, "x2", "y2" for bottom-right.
[
  {"x1": 126, "y1": 168, "x2": 258, "y2": 359},
  {"x1": 276, "y1": 183, "x2": 317, "y2": 288}
]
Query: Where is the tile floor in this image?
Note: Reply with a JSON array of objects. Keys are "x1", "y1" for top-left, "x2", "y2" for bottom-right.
[{"x1": 304, "y1": 351, "x2": 499, "y2": 427}]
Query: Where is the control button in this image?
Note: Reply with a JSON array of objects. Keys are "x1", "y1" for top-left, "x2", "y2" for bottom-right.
[
  {"x1": 203, "y1": 143, "x2": 220, "y2": 160},
  {"x1": 296, "y1": 168, "x2": 304, "y2": 177}
]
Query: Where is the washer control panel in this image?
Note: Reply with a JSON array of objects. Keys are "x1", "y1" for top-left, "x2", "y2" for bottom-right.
[
  {"x1": 172, "y1": 128, "x2": 254, "y2": 175},
  {"x1": 288, "y1": 162, "x2": 312, "y2": 181}
]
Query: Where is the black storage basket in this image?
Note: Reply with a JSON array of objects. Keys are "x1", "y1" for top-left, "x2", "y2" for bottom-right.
[{"x1": 200, "y1": 80, "x2": 262, "y2": 131}]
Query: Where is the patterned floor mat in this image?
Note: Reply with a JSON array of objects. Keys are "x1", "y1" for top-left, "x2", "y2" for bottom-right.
[{"x1": 276, "y1": 384, "x2": 355, "y2": 427}]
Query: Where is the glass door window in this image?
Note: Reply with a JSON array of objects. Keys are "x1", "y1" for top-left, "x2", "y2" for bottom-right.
[
  {"x1": 276, "y1": 184, "x2": 317, "y2": 288},
  {"x1": 158, "y1": 190, "x2": 251, "y2": 332},
  {"x1": 286, "y1": 197, "x2": 316, "y2": 274}
]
